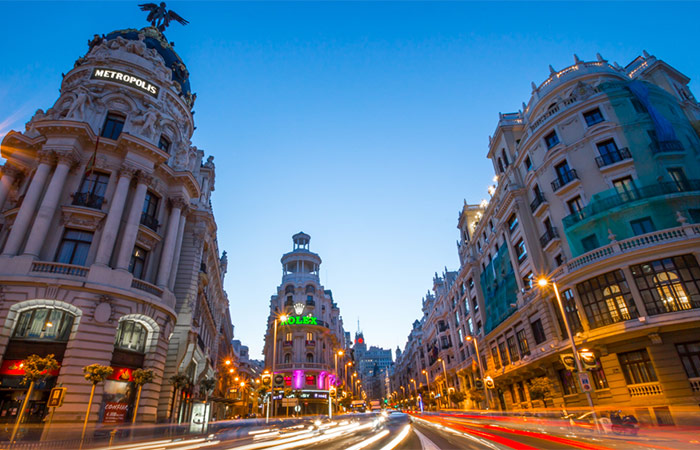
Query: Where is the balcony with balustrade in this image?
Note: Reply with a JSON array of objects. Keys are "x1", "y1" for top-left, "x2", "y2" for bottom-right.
[
  {"x1": 595, "y1": 147, "x2": 632, "y2": 168},
  {"x1": 551, "y1": 169, "x2": 579, "y2": 193}
]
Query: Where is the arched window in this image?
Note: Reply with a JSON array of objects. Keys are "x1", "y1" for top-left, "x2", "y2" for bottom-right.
[
  {"x1": 653, "y1": 271, "x2": 690, "y2": 311},
  {"x1": 13, "y1": 308, "x2": 75, "y2": 341},
  {"x1": 114, "y1": 320, "x2": 148, "y2": 353},
  {"x1": 284, "y1": 353, "x2": 291, "y2": 364},
  {"x1": 285, "y1": 285, "x2": 294, "y2": 295},
  {"x1": 306, "y1": 353, "x2": 314, "y2": 363},
  {"x1": 305, "y1": 285, "x2": 315, "y2": 294},
  {"x1": 602, "y1": 285, "x2": 631, "y2": 323}
]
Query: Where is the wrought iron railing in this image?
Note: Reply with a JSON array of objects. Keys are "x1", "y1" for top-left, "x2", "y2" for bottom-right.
[
  {"x1": 595, "y1": 147, "x2": 631, "y2": 168},
  {"x1": 140, "y1": 212, "x2": 159, "y2": 231},
  {"x1": 530, "y1": 192, "x2": 546, "y2": 213},
  {"x1": 72, "y1": 192, "x2": 105, "y2": 209},
  {"x1": 539, "y1": 227, "x2": 559, "y2": 247},
  {"x1": 551, "y1": 169, "x2": 579, "y2": 192}
]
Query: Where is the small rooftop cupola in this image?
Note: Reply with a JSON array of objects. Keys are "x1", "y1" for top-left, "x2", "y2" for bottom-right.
[
  {"x1": 293, "y1": 232, "x2": 311, "y2": 251},
  {"x1": 281, "y1": 232, "x2": 321, "y2": 281}
]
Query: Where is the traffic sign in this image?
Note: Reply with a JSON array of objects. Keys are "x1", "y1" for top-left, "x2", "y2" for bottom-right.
[
  {"x1": 47, "y1": 387, "x2": 66, "y2": 407},
  {"x1": 294, "y1": 405, "x2": 301, "y2": 412},
  {"x1": 282, "y1": 398, "x2": 299, "y2": 407},
  {"x1": 578, "y1": 372, "x2": 592, "y2": 392},
  {"x1": 273, "y1": 374, "x2": 285, "y2": 387},
  {"x1": 484, "y1": 377, "x2": 495, "y2": 389}
]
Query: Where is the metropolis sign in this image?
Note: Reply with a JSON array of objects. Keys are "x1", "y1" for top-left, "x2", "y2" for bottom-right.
[
  {"x1": 91, "y1": 68, "x2": 159, "y2": 98},
  {"x1": 281, "y1": 316, "x2": 319, "y2": 326}
]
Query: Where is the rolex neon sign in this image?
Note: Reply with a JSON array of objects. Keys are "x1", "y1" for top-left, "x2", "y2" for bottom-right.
[{"x1": 281, "y1": 316, "x2": 319, "y2": 326}]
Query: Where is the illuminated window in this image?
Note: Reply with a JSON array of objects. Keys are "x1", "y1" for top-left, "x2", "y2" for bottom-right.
[
  {"x1": 129, "y1": 246, "x2": 148, "y2": 280},
  {"x1": 491, "y1": 346, "x2": 500, "y2": 370},
  {"x1": 516, "y1": 329, "x2": 530, "y2": 355},
  {"x1": 515, "y1": 239, "x2": 527, "y2": 263},
  {"x1": 631, "y1": 255, "x2": 700, "y2": 315},
  {"x1": 285, "y1": 332, "x2": 292, "y2": 341},
  {"x1": 114, "y1": 320, "x2": 148, "y2": 353},
  {"x1": 306, "y1": 332, "x2": 313, "y2": 341},
  {"x1": 507, "y1": 335, "x2": 519, "y2": 362},
  {"x1": 498, "y1": 341, "x2": 509, "y2": 366},
  {"x1": 590, "y1": 367, "x2": 609, "y2": 390},
  {"x1": 577, "y1": 270, "x2": 636, "y2": 328},
  {"x1": 13, "y1": 308, "x2": 74, "y2": 341}
]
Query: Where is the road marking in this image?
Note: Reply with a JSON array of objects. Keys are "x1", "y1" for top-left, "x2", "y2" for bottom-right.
[
  {"x1": 377, "y1": 424, "x2": 411, "y2": 450},
  {"x1": 414, "y1": 428, "x2": 441, "y2": 450},
  {"x1": 345, "y1": 429, "x2": 390, "y2": 450}
]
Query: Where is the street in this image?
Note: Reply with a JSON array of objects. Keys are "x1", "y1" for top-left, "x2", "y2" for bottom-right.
[{"x1": 90, "y1": 412, "x2": 700, "y2": 450}]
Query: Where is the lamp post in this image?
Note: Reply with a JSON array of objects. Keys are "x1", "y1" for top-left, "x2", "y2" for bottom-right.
[
  {"x1": 465, "y1": 335, "x2": 490, "y2": 410},
  {"x1": 421, "y1": 370, "x2": 431, "y2": 411},
  {"x1": 271, "y1": 313, "x2": 288, "y2": 418},
  {"x1": 410, "y1": 379, "x2": 418, "y2": 409},
  {"x1": 345, "y1": 361, "x2": 352, "y2": 392},
  {"x1": 538, "y1": 277, "x2": 600, "y2": 433},
  {"x1": 352, "y1": 372, "x2": 357, "y2": 396},
  {"x1": 438, "y1": 357, "x2": 449, "y2": 408}
]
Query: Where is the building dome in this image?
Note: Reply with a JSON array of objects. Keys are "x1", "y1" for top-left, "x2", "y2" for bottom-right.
[{"x1": 101, "y1": 26, "x2": 191, "y2": 97}]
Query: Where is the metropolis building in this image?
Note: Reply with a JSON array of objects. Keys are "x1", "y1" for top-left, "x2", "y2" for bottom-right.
[
  {"x1": 394, "y1": 52, "x2": 700, "y2": 425},
  {"x1": 0, "y1": 20, "x2": 234, "y2": 435},
  {"x1": 263, "y1": 233, "x2": 347, "y2": 414}
]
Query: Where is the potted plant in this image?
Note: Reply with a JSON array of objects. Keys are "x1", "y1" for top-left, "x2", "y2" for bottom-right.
[
  {"x1": 81, "y1": 364, "x2": 114, "y2": 441},
  {"x1": 131, "y1": 368, "x2": 155, "y2": 424},
  {"x1": 10, "y1": 354, "x2": 59, "y2": 442}
]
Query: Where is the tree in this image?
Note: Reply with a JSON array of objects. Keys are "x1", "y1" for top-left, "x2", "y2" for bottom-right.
[
  {"x1": 10, "y1": 354, "x2": 59, "y2": 442},
  {"x1": 82, "y1": 364, "x2": 114, "y2": 442},
  {"x1": 528, "y1": 377, "x2": 552, "y2": 408},
  {"x1": 451, "y1": 390, "x2": 466, "y2": 405},
  {"x1": 468, "y1": 387, "x2": 485, "y2": 407},
  {"x1": 170, "y1": 374, "x2": 191, "y2": 423},
  {"x1": 132, "y1": 369, "x2": 155, "y2": 424}
]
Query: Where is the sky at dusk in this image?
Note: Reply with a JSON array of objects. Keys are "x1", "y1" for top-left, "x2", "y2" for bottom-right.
[{"x1": 1, "y1": 1, "x2": 699, "y2": 359}]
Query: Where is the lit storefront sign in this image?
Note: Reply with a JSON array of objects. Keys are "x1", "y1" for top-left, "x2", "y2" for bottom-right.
[
  {"x1": 280, "y1": 316, "x2": 319, "y2": 326},
  {"x1": 0, "y1": 360, "x2": 60, "y2": 377},
  {"x1": 91, "y1": 68, "x2": 159, "y2": 98}
]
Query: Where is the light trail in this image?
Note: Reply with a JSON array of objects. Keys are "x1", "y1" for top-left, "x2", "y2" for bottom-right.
[
  {"x1": 377, "y1": 424, "x2": 411, "y2": 450},
  {"x1": 344, "y1": 429, "x2": 390, "y2": 450},
  {"x1": 94, "y1": 438, "x2": 210, "y2": 450}
]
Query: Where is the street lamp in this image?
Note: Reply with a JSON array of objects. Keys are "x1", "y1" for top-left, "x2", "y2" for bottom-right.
[
  {"x1": 410, "y1": 379, "x2": 418, "y2": 409},
  {"x1": 270, "y1": 313, "x2": 288, "y2": 418},
  {"x1": 422, "y1": 370, "x2": 431, "y2": 411},
  {"x1": 465, "y1": 335, "x2": 490, "y2": 410},
  {"x1": 438, "y1": 357, "x2": 449, "y2": 408},
  {"x1": 538, "y1": 277, "x2": 600, "y2": 432}
]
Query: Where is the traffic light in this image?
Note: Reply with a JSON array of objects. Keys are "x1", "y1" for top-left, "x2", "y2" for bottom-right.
[
  {"x1": 484, "y1": 376, "x2": 495, "y2": 389},
  {"x1": 329, "y1": 386, "x2": 337, "y2": 398},
  {"x1": 261, "y1": 371, "x2": 271, "y2": 387}
]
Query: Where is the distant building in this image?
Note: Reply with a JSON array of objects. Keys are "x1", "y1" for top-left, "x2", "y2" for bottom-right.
[
  {"x1": 262, "y1": 233, "x2": 347, "y2": 415},
  {"x1": 353, "y1": 332, "x2": 393, "y2": 400}
]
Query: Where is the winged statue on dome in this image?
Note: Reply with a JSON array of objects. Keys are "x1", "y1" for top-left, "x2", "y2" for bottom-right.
[{"x1": 139, "y1": 2, "x2": 189, "y2": 32}]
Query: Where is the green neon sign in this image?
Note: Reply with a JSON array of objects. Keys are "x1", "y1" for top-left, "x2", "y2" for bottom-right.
[{"x1": 281, "y1": 316, "x2": 318, "y2": 326}]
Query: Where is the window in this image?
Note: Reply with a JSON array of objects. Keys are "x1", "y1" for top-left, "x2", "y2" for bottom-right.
[
  {"x1": 306, "y1": 332, "x2": 313, "y2": 341},
  {"x1": 56, "y1": 229, "x2": 93, "y2": 266},
  {"x1": 499, "y1": 341, "x2": 509, "y2": 366},
  {"x1": 630, "y1": 254, "x2": 700, "y2": 315},
  {"x1": 507, "y1": 214, "x2": 519, "y2": 234},
  {"x1": 555, "y1": 161, "x2": 572, "y2": 181},
  {"x1": 306, "y1": 285, "x2": 315, "y2": 294},
  {"x1": 555, "y1": 254, "x2": 564, "y2": 267},
  {"x1": 467, "y1": 317, "x2": 474, "y2": 335},
  {"x1": 613, "y1": 176, "x2": 636, "y2": 201},
  {"x1": 491, "y1": 346, "x2": 501, "y2": 369},
  {"x1": 581, "y1": 234, "x2": 599, "y2": 252},
  {"x1": 306, "y1": 295, "x2": 314, "y2": 304},
  {"x1": 285, "y1": 332, "x2": 292, "y2": 342},
  {"x1": 590, "y1": 367, "x2": 609, "y2": 390},
  {"x1": 596, "y1": 139, "x2": 620, "y2": 164},
  {"x1": 114, "y1": 320, "x2": 148, "y2": 353},
  {"x1": 515, "y1": 239, "x2": 527, "y2": 263},
  {"x1": 285, "y1": 295, "x2": 293, "y2": 306},
  {"x1": 583, "y1": 108, "x2": 604, "y2": 126},
  {"x1": 530, "y1": 318, "x2": 546, "y2": 344},
  {"x1": 284, "y1": 353, "x2": 291, "y2": 364},
  {"x1": 141, "y1": 191, "x2": 159, "y2": 230},
  {"x1": 472, "y1": 297, "x2": 479, "y2": 312},
  {"x1": 516, "y1": 329, "x2": 530, "y2": 355},
  {"x1": 497, "y1": 158, "x2": 505, "y2": 173},
  {"x1": 13, "y1": 308, "x2": 75, "y2": 341},
  {"x1": 102, "y1": 113, "x2": 125, "y2": 140},
  {"x1": 668, "y1": 168, "x2": 689, "y2": 191},
  {"x1": 524, "y1": 156, "x2": 533, "y2": 172},
  {"x1": 544, "y1": 130, "x2": 560, "y2": 149},
  {"x1": 618, "y1": 349, "x2": 658, "y2": 384},
  {"x1": 676, "y1": 341, "x2": 700, "y2": 378},
  {"x1": 576, "y1": 270, "x2": 637, "y2": 328},
  {"x1": 158, "y1": 135, "x2": 171, "y2": 153},
  {"x1": 305, "y1": 353, "x2": 314, "y2": 363},
  {"x1": 630, "y1": 217, "x2": 655, "y2": 235},
  {"x1": 464, "y1": 297, "x2": 470, "y2": 314},
  {"x1": 567, "y1": 196, "x2": 584, "y2": 215},
  {"x1": 285, "y1": 285, "x2": 294, "y2": 294},
  {"x1": 558, "y1": 369, "x2": 578, "y2": 395},
  {"x1": 129, "y1": 246, "x2": 148, "y2": 279},
  {"x1": 74, "y1": 171, "x2": 109, "y2": 209},
  {"x1": 468, "y1": 278, "x2": 474, "y2": 290},
  {"x1": 454, "y1": 310, "x2": 460, "y2": 326},
  {"x1": 501, "y1": 149, "x2": 509, "y2": 167},
  {"x1": 507, "y1": 335, "x2": 519, "y2": 362},
  {"x1": 561, "y1": 289, "x2": 583, "y2": 334},
  {"x1": 689, "y1": 209, "x2": 700, "y2": 224},
  {"x1": 458, "y1": 328, "x2": 464, "y2": 345},
  {"x1": 522, "y1": 272, "x2": 534, "y2": 291}
]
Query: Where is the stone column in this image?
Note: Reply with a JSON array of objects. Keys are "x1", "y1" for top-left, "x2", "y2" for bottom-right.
[
  {"x1": 168, "y1": 213, "x2": 188, "y2": 290},
  {"x1": 2, "y1": 151, "x2": 54, "y2": 256},
  {"x1": 115, "y1": 172, "x2": 152, "y2": 271},
  {"x1": 24, "y1": 153, "x2": 77, "y2": 257},
  {"x1": 156, "y1": 197, "x2": 187, "y2": 287},
  {"x1": 94, "y1": 167, "x2": 135, "y2": 266},
  {"x1": 0, "y1": 164, "x2": 22, "y2": 210}
]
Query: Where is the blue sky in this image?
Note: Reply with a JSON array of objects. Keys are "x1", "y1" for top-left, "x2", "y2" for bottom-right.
[{"x1": 2, "y1": 1, "x2": 699, "y2": 358}]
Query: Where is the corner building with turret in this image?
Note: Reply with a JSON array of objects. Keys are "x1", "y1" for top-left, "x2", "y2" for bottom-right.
[
  {"x1": 0, "y1": 21, "x2": 235, "y2": 437},
  {"x1": 263, "y1": 233, "x2": 347, "y2": 415}
]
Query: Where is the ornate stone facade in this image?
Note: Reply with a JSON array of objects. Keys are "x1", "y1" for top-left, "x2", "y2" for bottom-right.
[{"x1": 0, "y1": 23, "x2": 234, "y2": 437}]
